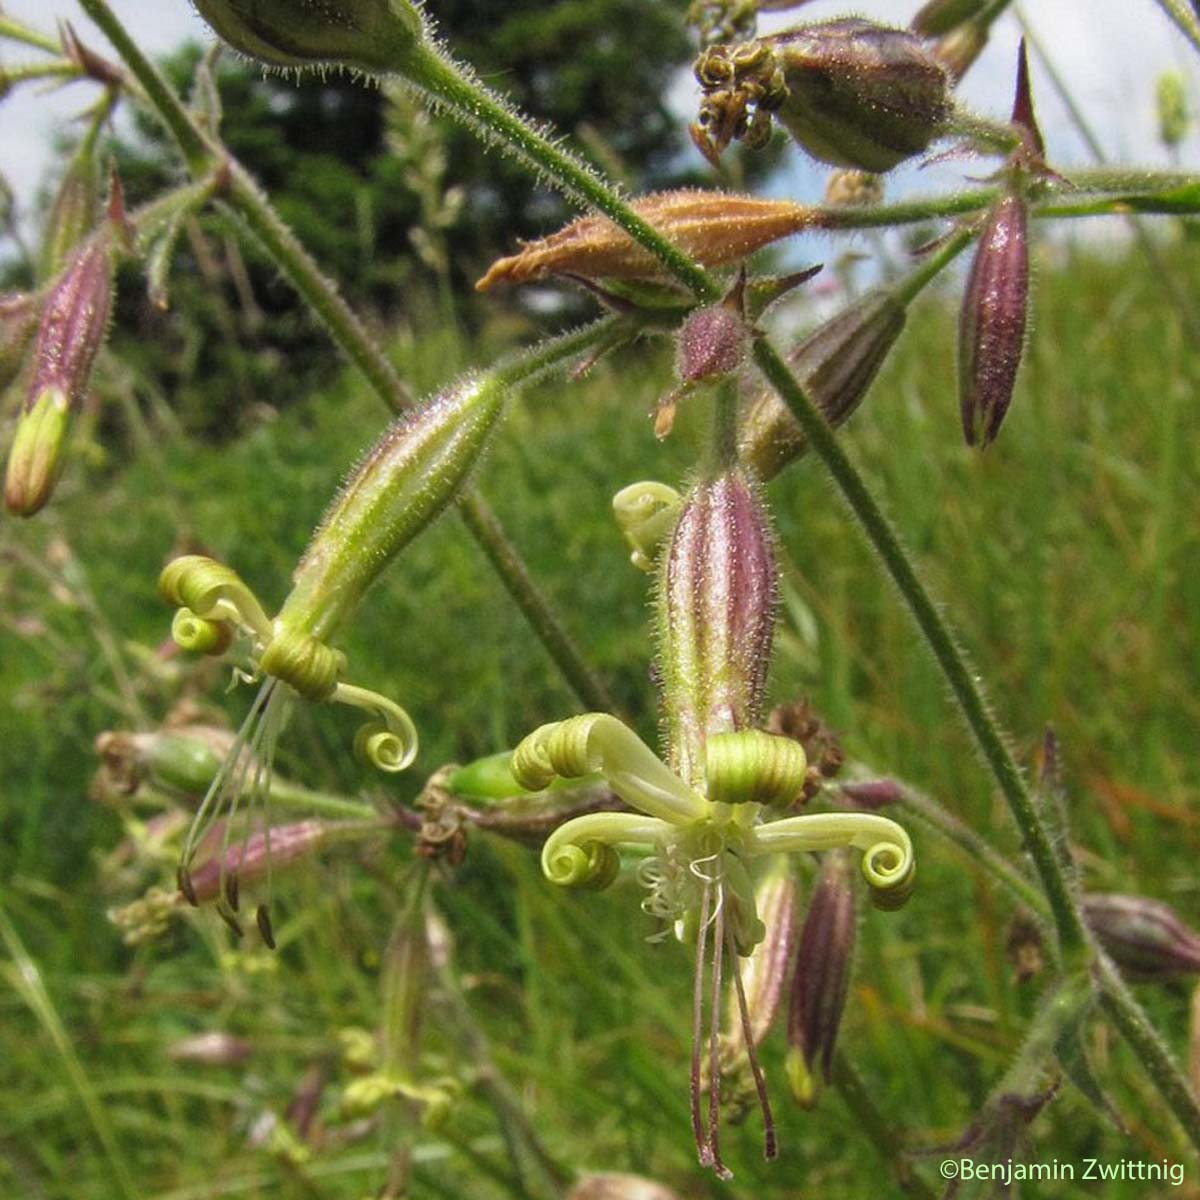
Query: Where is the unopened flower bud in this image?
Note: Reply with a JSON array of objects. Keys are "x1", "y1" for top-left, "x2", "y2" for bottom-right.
[
  {"x1": 959, "y1": 192, "x2": 1029, "y2": 447},
  {"x1": 823, "y1": 169, "x2": 883, "y2": 208},
  {"x1": 676, "y1": 297, "x2": 750, "y2": 388},
  {"x1": 932, "y1": 20, "x2": 989, "y2": 84},
  {"x1": 694, "y1": 21, "x2": 951, "y2": 172},
  {"x1": 193, "y1": 0, "x2": 425, "y2": 74},
  {"x1": 184, "y1": 819, "x2": 332, "y2": 904},
  {"x1": 0, "y1": 292, "x2": 39, "y2": 393},
  {"x1": 657, "y1": 467, "x2": 778, "y2": 785},
  {"x1": 787, "y1": 850, "x2": 855, "y2": 1106},
  {"x1": 6, "y1": 238, "x2": 113, "y2": 515},
  {"x1": 910, "y1": 0, "x2": 989, "y2": 37},
  {"x1": 477, "y1": 190, "x2": 817, "y2": 291},
  {"x1": 168, "y1": 1031, "x2": 254, "y2": 1066},
  {"x1": 1084, "y1": 893, "x2": 1200, "y2": 981},
  {"x1": 1157, "y1": 71, "x2": 1190, "y2": 150},
  {"x1": 276, "y1": 372, "x2": 507, "y2": 644},
  {"x1": 839, "y1": 778, "x2": 902, "y2": 810},
  {"x1": 38, "y1": 123, "x2": 101, "y2": 283},
  {"x1": 740, "y1": 290, "x2": 906, "y2": 479}
]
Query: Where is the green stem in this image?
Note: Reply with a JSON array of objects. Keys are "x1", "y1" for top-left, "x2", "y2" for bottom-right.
[
  {"x1": 1152, "y1": 0, "x2": 1200, "y2": 56},
  {"x1": 847, "y1": 766, "x2": 1049, "y2": 918},
  {"x1": 0, "y1": 15, "x2": 61, "y2": 54},
  {"x1": 1096, "y1": 956, "x2": 1200, "y2": 1149},
  {"x1": 0, "y1": 898, "x2": 137, "y2": 1200},
  {"x1": 77, "y1": 0, "x2": 613, "y2": 715},
  {"x1": 892, "y1": 227, "x2": 976, "y2": 305},
  {"x1": 407, "y1": 49, "x2": 720, "y2": 303},
  {"x1": 712, "y1": 376, "x2": 739, "y2": 468},
  {"x1": 753, "y1": 334, "x2": 1088, "y2": 957}
]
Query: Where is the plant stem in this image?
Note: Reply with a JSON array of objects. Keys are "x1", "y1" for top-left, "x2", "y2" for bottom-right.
[
  {"x1": 712, "y1": 377, "x2": 739, "y2": 468},
  {"x1": 753, "y1": 334, "x2": 1088, "y2": 955},
  {"x1": 76, "y1": 0, "x2": 614, "y2": 715},
  {"x1": 407, "y1": 49, "x2": 720, "y2": 303},
  {"x1": 0, "y1": 15, "x2": 61, "y2": 54},
  {"x1": 847, "y1": 766, "x2": 1048, "y2": 918},
  {"x1": 1096, "y1": 956, "x2": 1200, "y2": 1149},
  {"x1": 1152, "y1": 0, "x2": 1200, "y2": 56}
]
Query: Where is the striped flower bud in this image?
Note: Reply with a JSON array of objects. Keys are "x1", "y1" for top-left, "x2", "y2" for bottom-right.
[
  {"x1": 476, "y1": 191, "x2": 817, "y2": 292},
  {"x1": 657, "y1": 467, "x2": 778, "y2": 786},
  {"x1": 275, "y1": 372, "x2": 507, "y2": 645},
  {"x1": 740, "y1": 290, "x2": 906, "y2": 480},
  {"x1": 184, "y1": 819, "x2": 332, "y2": 907},
  {"x1": 910, "y1": 0, "x2": 989, "y2": 37},
  {"x1": 1084, "y1": 893, "x2": 1200, "y2": 982},
  {"x1": 5, "y1": 238, "x2": 114, "y2": 515},
  {"x1": 693, "y1": 20, "x2": 951, "y2": 172},
  {"x1": 786, "y1": 850, "x2": 855, "y2": 1106},
  {"x1": 958, "y1": 192, "x2": 1029, "y2": 447},
  {"x1": 0, "y1": 293, "x2": 38, "y2": 393},
  {"x1": 193, "y1": 0, "x2": 425, "y2": 74},
  {"x1": 38, "y1": 119, "x2": 101, "y2": 283}
]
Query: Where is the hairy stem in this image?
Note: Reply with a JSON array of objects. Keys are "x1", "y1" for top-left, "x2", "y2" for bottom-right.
[{"x1": 1151, "y1": 0, "x2": 1200, "y2": 56}]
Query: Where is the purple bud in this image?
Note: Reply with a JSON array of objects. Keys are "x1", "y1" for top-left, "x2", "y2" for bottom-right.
[
  {"x1": 6, "y1": 238, "x2": 114, "y2": 515},
  {"x1": 787, "y1": 851, "x2": 855, "y2": 1105},
  {"x1": 740, "y1": 290, "x2": 906, "y2": 479},
  {"x1": 958, "y1": 193, "x2": 1028, "y2": 448},
  {"x1": 184, "y1": 819, "x2": 330, "y2": 903},
  {"x1": 657, "y1": 467, "x2": 777, "y2": 786},
  {"x1": 1084, "y1": 893, "x2": 1200, "y2": 981},
  {"x1": 840, "y1": 778, "x2": 903, "y2": 810},
  {"x1": 676, "y1": 301, "x2": 749, "y2": 388},
  {"x1": 1010, "y1": 40, "x2": 1045, "y2": 159}
]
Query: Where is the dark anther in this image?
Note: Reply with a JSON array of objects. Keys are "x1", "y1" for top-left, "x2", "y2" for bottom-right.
[
  {"x1": 224, "y1": 871, "x2": 240, "y2": 913},
  {"x1": 256, "y1": 904, "x2": 277, "y2": 950},
  {"x1": 216, "y1": 900, "x2": 244, "y2": 939},
  {"x1": 177, "y1": 864, "x2": 199, "y2": 908}
]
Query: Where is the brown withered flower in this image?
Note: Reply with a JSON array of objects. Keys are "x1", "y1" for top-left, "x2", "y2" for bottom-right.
[{"x1": 475, "y1": 190, "x2": 817, "y2": 291}]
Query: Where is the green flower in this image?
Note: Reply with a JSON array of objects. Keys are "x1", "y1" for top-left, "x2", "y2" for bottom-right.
[{"x1": 512, "y1": 712, "x2": 914, "y2": 1177}]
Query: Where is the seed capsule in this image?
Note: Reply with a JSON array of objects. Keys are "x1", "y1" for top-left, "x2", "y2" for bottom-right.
[
  {"x1": 1084, "y1": 893, "x2": 1200, "y2": 982},
  {"x1": 5, "y1": 238, "x2": 113, "y2": 515},
  {"x1": 192, "y1": 0, "x2": 424, "y2": 73},
  {"x1": 657, "y1": 467, "x2": 778, "y2": 786},
  {"x1": 786, "y1": 850, "x2": 855, "y2": 1105},
  {"x1": 694, "y1": 20, "x2": 951, "y2": 172},
  {"x1": 740, "y1": 290, "x2": 906, "y2": 479},
  {"x1": 958, "y1": 192, "x2": 1029, "y2": 447}
]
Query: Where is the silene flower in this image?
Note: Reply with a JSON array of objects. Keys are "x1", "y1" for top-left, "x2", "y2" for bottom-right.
[
  {"x1": 510, "y1": 466, "x2": 915, "y2": 1177},
  {"x1": 158, "y1": 372, "x2": 508, "y2": 941}
]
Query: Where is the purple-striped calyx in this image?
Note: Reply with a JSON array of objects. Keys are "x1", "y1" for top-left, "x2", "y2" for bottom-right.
[
  {"x1": 740, "y1": 289, "x2": 907, "y2": 479},
  {"x1": 958, "y1": 191, "x2": 1028, "y2": 448},
  {"x1": 787, "y1": 849, "x2": 856, "y2": 1106},
  {"x1": 5, "y1": 224, "x2": 116, "y2": 516},
  {"x1": 693, "y1": 20, "x2": 951, "y2": 172},
  {"x1": 1084, "y1": 893, "x2": 1200, "y2": 981}
]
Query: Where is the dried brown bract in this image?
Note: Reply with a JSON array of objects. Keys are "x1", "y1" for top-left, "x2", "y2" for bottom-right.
[{"x1": 475, "y1": 190, "x2": 817, "y2": 291}]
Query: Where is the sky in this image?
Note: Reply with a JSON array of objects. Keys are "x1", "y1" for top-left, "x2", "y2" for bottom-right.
[{"x1": 1, "y1": 1, "x2": 1197, "y2": 241}]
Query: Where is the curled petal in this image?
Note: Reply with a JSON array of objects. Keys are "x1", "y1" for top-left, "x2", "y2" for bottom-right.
[
  {"x1": 704, "y1": 730, "x2": 807, "y2": 807},
  {"x1": 260, "y1": 625, "x2": 346, "y2": 701},
  {"x1": 335, "y1": 683, "x2": 419, "y2": 774},
  {"x1": 746, "y1": 812, "x2": 914, "y2": 907},
  {"x1": 159, "y1": 555, "x2": 273, "y2": 642},
  {"x1": 612, "y1": 481, "x2": 681, "y2": 572},
  {"x1": 170, "y1": 607, "x2": 233, "y2": 656},
  {"x1": 541, "y1": 812, "x2": 672, "y2": 887},
  {"x1": 512, "y1": 714, "x2": 707, "y2": 824}
]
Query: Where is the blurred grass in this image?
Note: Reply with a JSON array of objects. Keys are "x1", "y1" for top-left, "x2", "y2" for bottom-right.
[{"x1": 1, "y1": 235, "x2": 1199, "y2": 1198}]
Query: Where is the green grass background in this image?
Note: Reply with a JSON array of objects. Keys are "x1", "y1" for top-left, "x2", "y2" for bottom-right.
[{"x1": 1, "y1": 238, "x2": 1198, "y2": 1198}]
